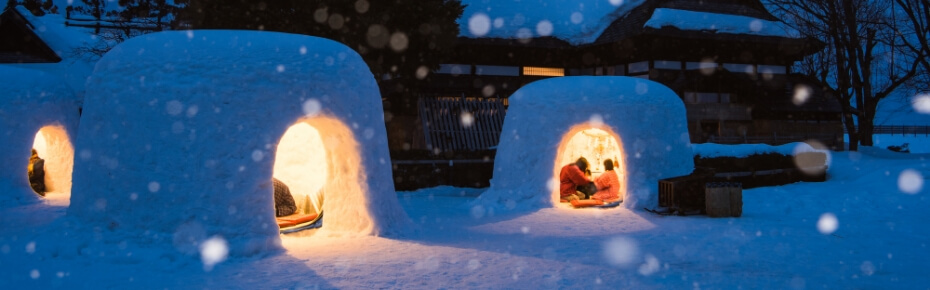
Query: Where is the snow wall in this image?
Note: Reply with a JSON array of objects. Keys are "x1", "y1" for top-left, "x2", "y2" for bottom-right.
[
  {"x1": 474, "y1": 76, "x2": 694, "y2": 211},
  {"x1": 0, "y1": 66, "x2": 79, "y2": 205},
  {"x1": 69, "y1": 30, "x2": 410, "y2": 256}
]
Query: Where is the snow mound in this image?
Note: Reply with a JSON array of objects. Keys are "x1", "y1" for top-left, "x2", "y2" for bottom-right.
[
  {"x1": 69, "y1": 30, "x2": 410, "y2": 257},
  {"x1": 0, "y1": 66, "x2": 80, "y2": 206},
  {"x1": 473, "y1": 76, "x2": 694, "y2": 212}
]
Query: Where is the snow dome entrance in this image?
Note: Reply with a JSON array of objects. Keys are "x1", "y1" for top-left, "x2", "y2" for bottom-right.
[
  {"x1": 29, "y1": 125, "x2": 74, "y2": 197},
  {"x1": 553, "y1": 126, "x2": 626, "y2": 204},
  {"x1": 272, "y1": 120, "x2": 331, "y2": 231}
]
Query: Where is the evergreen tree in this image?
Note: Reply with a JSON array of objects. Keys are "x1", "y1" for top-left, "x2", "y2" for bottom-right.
[
  {"x1": 174, "y1": 0, "x2": 464, "y2": 91},
  {"x1": 116, "y1": 0, "x2": 176, "y2": 29}
]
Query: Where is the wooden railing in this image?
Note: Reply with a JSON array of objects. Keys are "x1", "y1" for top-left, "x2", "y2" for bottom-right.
[
  {"x1": 418, "y1": 97, "x2": 506, "y2": 151},
  {"x1": 846, "y1": 125, "x2": 930, "y2": 136}
]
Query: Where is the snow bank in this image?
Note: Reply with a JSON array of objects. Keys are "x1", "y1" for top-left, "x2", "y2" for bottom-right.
[
  {"x1": 69, "y1": 30, "x2": 410, "y2": 257},
  {"x1": 644, "y1": 8, "x2": 801, "y2": 38},
  {"x1": 459, "y1": 0, "x2": 646, "y2": 45},
  {"x1": 474, "y1": 76, "x2": 693, "y2": 212},
  {"x1": 0, "y1": 66, "x2": 80, "y2": 206}
]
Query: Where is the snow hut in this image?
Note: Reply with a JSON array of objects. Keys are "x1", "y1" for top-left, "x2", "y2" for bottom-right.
[
  {"x1": 475, "y1": 76, "x2": 694, "y2": 210},
  {"x1": 0, "y1": 66, "x2": 78, "y2": 205},
  {"x1": 69, "y1": 30, "x2": 410, "y2": 256}
]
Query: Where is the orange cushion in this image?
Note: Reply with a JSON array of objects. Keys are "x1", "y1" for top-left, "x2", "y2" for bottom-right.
[
  {"x1": 279, "y1": 213, "x2": 319, "y2": 224},
  {"x1": 570, "y1": 199, "x2": 605, "y2": 208},
  {"x1": 276, "y1": 220, "x2": 297, "y2": 228},
  {"x1": 560, "y1": 199, "x2": 569, "y2": 203}
]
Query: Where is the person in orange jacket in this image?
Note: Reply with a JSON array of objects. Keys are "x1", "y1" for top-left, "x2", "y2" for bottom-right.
[
  {"x1": 559, "y1": 157, "x2": 595, "y2": 202},
  {"x1": 592, "y1": 159, "x2": 621, "y2": 202}
]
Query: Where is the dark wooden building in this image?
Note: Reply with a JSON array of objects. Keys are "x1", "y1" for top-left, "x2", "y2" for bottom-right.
[{"x1": 383, "y1": 0, "x2": 843, "y2": 156}]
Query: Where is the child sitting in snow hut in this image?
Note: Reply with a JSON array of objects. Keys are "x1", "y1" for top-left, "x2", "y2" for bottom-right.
[
  {"x1": 592, "y1": 159, "x2": 620, "y2": 202},
  {"x1": 559, "y1": 157, "x2": 595, "y2": 202},
  {"x1": 273, "y1": 178, "x2": 297, "y2": 217}
]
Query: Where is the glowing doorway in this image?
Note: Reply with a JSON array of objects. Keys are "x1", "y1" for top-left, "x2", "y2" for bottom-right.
[
  {"x1": 552, "y1": 126, "x2": 626, "y2": 204},
  {"x1": 30, "y1": 125, "x2": 74, "y2": 197},
  {"x1": 273, "y1": 122, "x2": 327, "y2": 217}
]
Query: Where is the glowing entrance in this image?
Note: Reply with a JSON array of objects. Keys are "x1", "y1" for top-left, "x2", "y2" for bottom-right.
[
  {"x1": 274, "y1": 122, "x2": 327, "y2": 216},
  {"x1": 272, "y1": 116, "x2": 364, "y2": 232},
  {"x1": 552, "y1": 126, "x2": 626, "y2": 205},
  {"x1": 29, "y1": 125, "x2": 74, "y2": 197}
]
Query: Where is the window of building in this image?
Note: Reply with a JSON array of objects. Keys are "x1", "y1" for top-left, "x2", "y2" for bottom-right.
[
  {"x1": 437, "y1": 64, "x2": 471, "y2": 75},
  {"x1": 654, "y1": 60, "x2": 681, "y2": 70},
  {"x1": 723, "y1": 63, "x2": 755, "y2": 74},
  {"x1": 475, "y1": 65, "x2": 520, "y2": 76},
  {"x1": 686, "y1": 62, "x2": 718, "y2": 70},
  {"x1": 568, "y1": 68, "x2": 595, "y2": 76},
  {"x1": 628, "y1": 61, "x2": 649, "y2": 74},
  {"x1": 684, "y1": 92, "x2": 733, "y2": 104},
  {"x1": 523, "y1": 66, "x2": 565, "y2": 77},
  {"x1": 758, "y1": 65, "x2": 787, "y2": 74}
]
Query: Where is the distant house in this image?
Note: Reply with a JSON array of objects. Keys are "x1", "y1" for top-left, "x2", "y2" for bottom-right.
[
  {"x1": 382, "y1": 0, "x2": 843, "y2": 153},
  {"x1": 0, "y1": 6, "x2": 61, "y2": 63},
  {"x1": 0, "y1": 6, "x2": 96, "y2": 103}
]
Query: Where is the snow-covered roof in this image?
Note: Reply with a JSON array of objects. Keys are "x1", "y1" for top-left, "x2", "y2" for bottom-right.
[
  {"x1": 3, "y1": 6, "x2": 98, "y2": 101},
  {"x1": 459, "y1": 0, "x2": 646, "y2": 45},
  {"x1": 644, "y1": 8, "x2": 801, "y2": 38},
  {"x1": 458, "y1": 0, "x2": 803, "y2": 46}
]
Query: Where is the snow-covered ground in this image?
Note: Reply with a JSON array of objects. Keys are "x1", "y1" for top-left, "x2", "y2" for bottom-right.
[{"x1": 1, "y1": 146, "x2": 927, "y2": 288}]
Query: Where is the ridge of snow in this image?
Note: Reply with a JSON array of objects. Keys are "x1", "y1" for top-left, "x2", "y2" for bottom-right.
[
  {"x1": 458, "y1": 0, "x2": 646, "y2": 45},
  {"x1": 644, "y1": 8, "x2": 802, "y2": 38}
]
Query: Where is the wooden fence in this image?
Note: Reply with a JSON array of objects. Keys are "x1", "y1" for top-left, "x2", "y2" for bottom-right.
[
  {"x1": 418, "y1": 97, "x2": 506, "y2": 151},
  {"x1": 859, "y1": 125, "x2": 930, "y2": 136}
]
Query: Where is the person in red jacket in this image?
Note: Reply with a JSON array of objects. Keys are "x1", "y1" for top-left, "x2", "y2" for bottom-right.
[
  {"x1": 559, "y1": 157, "x2": 595, "y2": 202},
  {"x1": 592, "y1": 159, "x2": 621, "y2": 202}
]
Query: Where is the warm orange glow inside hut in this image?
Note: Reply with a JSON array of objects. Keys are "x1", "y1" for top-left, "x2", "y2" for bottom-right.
[
  {"x1": 29, "y1": 125, "x2": 74, "y2": 198},
  {"x1": 551, "y1": 125, "x2": 626, "y2": 206},
  {"x1": 272, "y1": 116, "x2": 363, "y2": 232}
]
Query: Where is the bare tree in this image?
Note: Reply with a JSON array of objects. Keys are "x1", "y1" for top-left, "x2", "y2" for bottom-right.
[
  {"x1": 769, "y1": 0, "x2": 922, "y2": 151},
  {"x1": 893, "y1": 0, "x2": 930, "y2": 93}
]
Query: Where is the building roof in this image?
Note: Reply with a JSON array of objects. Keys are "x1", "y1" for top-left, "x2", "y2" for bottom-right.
[
  {"x1": 458, "y1": 0, "x2": 813, "y2": 53},
  {"x1": 0, "y1": 7, "x2": 61, "y2": 63}
]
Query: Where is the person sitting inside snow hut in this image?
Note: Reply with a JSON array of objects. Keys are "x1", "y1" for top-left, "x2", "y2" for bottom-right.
[
  {"x1": 273, "y1": 178, "x2": 297, "y2": 217},
  {"x1": 559, "y1": 157, "x2": 595, "y2": 202},
  {"x1": 28, "y1": 149, "x2": 46, "y2": 196},
  {"x1": 592, "y1": 159, "x2": 621, "y2": 202}
]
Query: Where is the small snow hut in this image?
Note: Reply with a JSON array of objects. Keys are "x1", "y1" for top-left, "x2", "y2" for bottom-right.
[
  {"x1": 69, "y1": 30, "x2": 410, "y2": 256},
  {"x1": 0, "y1": 66, "x2": 78, "y2": 204},
  {"x1": 475, "y1": 76, "x2": 694, "y2": 210}
]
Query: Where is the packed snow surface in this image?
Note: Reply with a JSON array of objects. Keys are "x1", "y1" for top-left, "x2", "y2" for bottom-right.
[
  {"x1": 644, "y1": 8, "x2": 802, "y2": 38},
  {"x1": 1, "y1": 146, "x2": 928, "y2": 288},
  {"x1": 459, "y1": 0, "x2": 646, "y2": 45}
]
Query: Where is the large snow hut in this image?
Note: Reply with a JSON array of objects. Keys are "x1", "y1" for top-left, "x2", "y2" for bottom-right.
[
  {"x1": 474, "y1": 77, "x2": 694, "y2": 210},
  {"x1": 69, "y1": 30, "x2": 410, "y2": 256},
  {"x1": 0, "y1": 66, "x2": 79, "y2": 204}
]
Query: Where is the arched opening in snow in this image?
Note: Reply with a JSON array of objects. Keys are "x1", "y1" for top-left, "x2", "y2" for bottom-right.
[
  {"x1": 552, "y1": 125, "x2": 626, "y2": 206},
  {"x1": 29, "y1": 125, "x2": 74, "y2": 198},
  {"x1": 272, "y1": 116, "x2": 362, "y2": 232}
]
